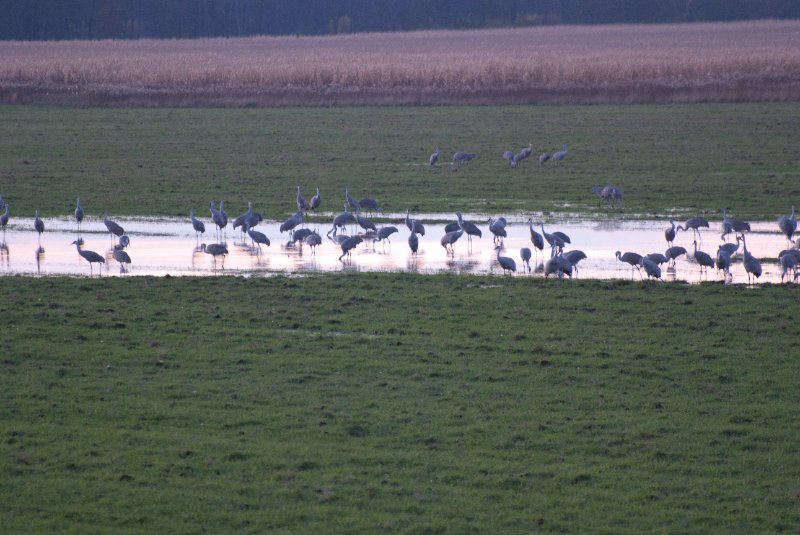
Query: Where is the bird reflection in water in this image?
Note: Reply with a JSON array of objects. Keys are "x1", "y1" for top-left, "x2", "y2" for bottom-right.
[
  {"x1": 0, "y1": 241, "x2": 9, "y2": 267},
  {"x1": 35, "y1": 246, "x2": 45, "y2": 274},
  {"x1": 446, "y1": 257, "x2": 480, "y2": 274}
]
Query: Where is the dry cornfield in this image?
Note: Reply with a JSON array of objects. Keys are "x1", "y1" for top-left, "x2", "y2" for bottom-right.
[{"x1": 1, "y1": 19, "x2": 799, "y2": 106}]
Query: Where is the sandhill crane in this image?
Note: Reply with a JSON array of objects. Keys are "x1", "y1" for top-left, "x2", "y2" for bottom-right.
[
  {"x1": 345, "y1": 185, "x2": 359, "y2": 211},
  {"x1": 375, "y1": 226, "x2": 399, "y2": 246},
  {"x1": 309, "y1": 187, "x2": 321, "y2": 211},
  {"x1": 716, "y1": 247, "x2": 732, "y2": 280},
  {"x1": 201, "y1": 243, "x2": 228, "y2": 269},
  {"x1": 503, "y1": 150, "x2": 517, "y2": 168},
  {"x1": 645, "y1": 253, "x2": 669, "y2": 266},
  {"x1": 247, "y1": 227, "x2": 270, "y2": 253},
  {"x1": 355, "y1": 208, "x2": 377, "y2": 233},
  {"x1": 664, "y1": 220, "x2": 676, "y2": 246},
  {"x1": 219, "y1": 200, "x2": 228, "y2": 225},
  {"x1": 719, "y1": 236, "x2": 741, "y2": 259},
  {"x1": 358, "y1": 197, "x2": 382, "y2": 215},
  {"x1": 640, "y1": 256, "x2": 661, "y2": 280},
  {"x1": 544, "y1": 254, "x2": 573, "y2": 279},
  {"x1": 779, "y1": 249, "x2": 800, "y2": 265},
  {"x1": 445, "y1": 212, "x2": 481, "y2": 244},
  {"x1": 376, "y1": 226, "x2": 398, "y2": 242},
  {"x1": 441, "y1": 220, "x2": 464, "y2": 255},
  {"x1": 103, "y1": 212, "x2": 124, "y2": 244},
  {"x1": 599, "y1": 186, "x2": 624, "y2": 210},
  {"x1": 245, "y1": 210, "x2": 261, "y2": 229},
  {"x1": 488, "y1": 218, "x2": 507, "y2": 245},
  {"x1": 563, "y1": 250, "x2": 587, "y2": 274},
  {"x1": 676, "y1": 217, "x2": 709, "y2": 241},
  {"x1": 526, "y1": 218, "x2": 545, "y2": 264},
  {"x1": 72, "y1": 240, "x2": 104, "y2": 275},
  {"x1": 408, "y1": 224, "x2": 419, "y2": 255},
  {"x1": 691, "y1": 240, "x2": 715, "y2": 276},
  {"x1": 451, "y1": 151, "x2": 476, "y2": 168},
  {"x1": 540, "y1": 223, "x2": 566, "y2": 257},
  {"x1": 538, "y1": 152, "x2": 550, "y2": 166},
  {"x1": 112, "y1": 248, "x2": 131, "y2": 273},
  {"x1": 405, "y1": 209, "x2": 425, "y2": 236},
  {"x1": 665, "y1": 246, "x2": 688, "y2": 268},
  {"x1": 741, "y1": 236, "x2": 762, "y2": 284},
  {"x1": 495, "y1": 246, "x2": 516, "y2": 275},
  {"x1": 190, "y1": 208, "x2": 205, "y2": 241},
  {"x1": 429, "y1": 148, "x2": 440, "y2": 166},
  {"x1": 616, "y1": 251, "x2": 643, "y2": 279},
  {"x1": 779, "y1": 251, "x2": 798, "y2": 283},
  {"x1": 552, "y1": 144, "x2": 569, "y2": 163},
  {"x1": 296, "y1": 186, "x2": 310, "y2": 212},
  {"x1": 280, "y1": 210, "x2": 303, "y2": 234},
  {"x1": 778, "y1": 205, "x2": 797, "y2": 243},
  {"x1": 115, "y1": 235, "x2": 130, "y2": 250},
  {"x1": 210, "y1": 201, "x2": 227, "y2": 238},
  {"x1": 339, "y1": 236, "x2": 363, "y2": 262},
  {"x1": 459, "y1": 214, "x2": 481, "y2": 244},
  {"x1": 304, "y1": 231, "x2": 322, "y2": 254},
  {"x1": 0, "y1": 202, "x2": 10, "y2": 237},
  {"x1": 515, "y1": 143, "x2": 532, "y2": 163},
  {"x1": 34, "y1": 209, "x2": 44, "y2": 241},
  {"x1": 291, "y1": 228, "x2": 314, "y2": 246},
  {"x1": 329, "y1": 204, "x2": 357, "y2": 237},
  {"x1": 552, "y1": 229, "x2": 571, "y2": 245},
  {"x1": 720, "y1": 208, "x2": 750, "y2": 241},
  {"x1": 520, "y1": 247, "x2": 532, "y2": 272},
  {"x1": 232, "y1": 201, "x2": 254, "y2": 233},
  {"x1": 74, "y1": 197, "x2": 84, "y2": 234}
]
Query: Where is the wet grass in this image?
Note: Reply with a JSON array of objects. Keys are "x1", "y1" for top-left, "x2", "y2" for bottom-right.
[
  {"x1": 1, "y1": 103, "x2": 799, "y2": 222},
  {"x1": 2, "y1": 274, "x2": 799, "y2": 533}
]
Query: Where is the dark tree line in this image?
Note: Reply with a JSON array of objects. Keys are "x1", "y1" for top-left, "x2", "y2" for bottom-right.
[{"x1": 1, "y1": 0, "x2": 798, "y2": 40}]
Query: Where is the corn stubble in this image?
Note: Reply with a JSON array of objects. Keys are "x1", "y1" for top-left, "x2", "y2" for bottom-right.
[{"x1": 1, "y1": 20, "x2": 799, "y2": 106}]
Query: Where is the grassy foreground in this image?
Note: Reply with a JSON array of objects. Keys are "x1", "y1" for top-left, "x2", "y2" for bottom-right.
[
  {"x1": 1, "y1": 103, "x2": 799, "y2": 221},
  {"x1": 2, "y1": 274, "x2": 799, "y2": 533}
]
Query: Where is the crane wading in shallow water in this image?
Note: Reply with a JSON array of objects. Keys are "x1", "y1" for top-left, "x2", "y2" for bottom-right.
[
  {"x1": 778, "y1": 205, "x2": 797, "y2": 244},
  {"x1": 72, "y1": 240, "x2": 104, "y2": 275},
  {"x1": 495, "y1": 245, "x2": 516, "y2": 275},
  {"x1": 201, "y1": 243, "x2": 228, "y2": 269}
]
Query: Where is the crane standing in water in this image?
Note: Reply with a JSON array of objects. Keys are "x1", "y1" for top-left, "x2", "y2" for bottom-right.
[{"x1": 72, "y1": 240, "x2": 105, "y2": 275}]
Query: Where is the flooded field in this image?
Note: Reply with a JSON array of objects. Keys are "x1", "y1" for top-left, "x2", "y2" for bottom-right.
[{"x1": 0, "y1": 212, "x2": 796, "y2": 284}]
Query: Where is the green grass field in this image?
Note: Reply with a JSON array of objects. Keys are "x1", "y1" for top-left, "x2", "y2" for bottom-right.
[
  {"x1": 1, "y1": 103, "x2": 798, "y2": 221},
  {"x1": 2, "y1": 103, "x2": 799, "y2": 533},
  {"x1": 2, "y1": 275, "x2": 799, "y2": 533}
]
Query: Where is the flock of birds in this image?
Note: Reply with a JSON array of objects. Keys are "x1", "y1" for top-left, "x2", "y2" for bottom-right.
[
  {"x1": 613, "y1": 209, "x2": 799, "y2": 285},
  {"x1": 1, "y1": 170, "x2": 798, "y2": 283},
  {"x1": 429, "y1": 142, "x2": 569, "y2": 170}
]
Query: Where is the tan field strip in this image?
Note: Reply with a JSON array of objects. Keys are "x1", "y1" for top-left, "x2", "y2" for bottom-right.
[{"x1": 1, "y1": 20, "x2": 799, "y2": 105}]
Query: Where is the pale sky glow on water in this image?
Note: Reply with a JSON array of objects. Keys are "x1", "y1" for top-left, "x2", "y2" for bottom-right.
[{"x1": 0, "y1": 213, "x2": 795, "y2": 284}]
